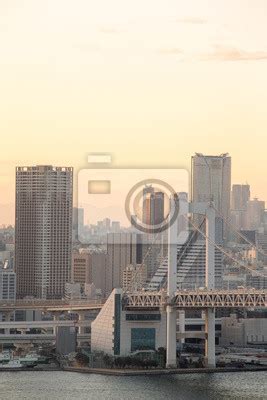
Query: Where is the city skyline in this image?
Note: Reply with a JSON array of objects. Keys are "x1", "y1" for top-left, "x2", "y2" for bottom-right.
[
  {"x1": 0, "y1": 1, "x2": 266, "y2": 389},
  {"x1": 1, "y1": 0, "x2": 267, "y2": 224},
  {"x1": 0, "y1": 156, "x2": 264, "y2": 226}
]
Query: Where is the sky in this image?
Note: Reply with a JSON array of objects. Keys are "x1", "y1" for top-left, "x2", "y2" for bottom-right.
[{"x1": 1, "y1": 0, "x2": 267, "y2": 224}]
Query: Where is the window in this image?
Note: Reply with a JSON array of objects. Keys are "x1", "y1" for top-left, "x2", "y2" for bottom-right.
[
  {"x1": 131, "y1": 328, "x2": 156, "y2": 352},
  {"x1": 126, "y1": 314, "x2": 161, "y2": 322}
]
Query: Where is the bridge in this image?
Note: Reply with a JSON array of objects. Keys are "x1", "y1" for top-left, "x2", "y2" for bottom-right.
[
  {"x1": 1, "y1": 289, "x2": 265, "y2": 314},
  {"x1": 0, "y1": 320, "x2": 92, "y2": 330},
  {"x1": 124, "y1": 289, "x2": 267, "y2": 309},
  {"x1": 0, "y1": 333, "x2": 90, "y2": 344},
  {"x1": 0, "y1": 299, "x2": 104, "y2": 312}
]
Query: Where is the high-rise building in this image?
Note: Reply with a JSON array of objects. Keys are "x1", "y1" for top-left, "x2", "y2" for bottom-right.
[
  {"x1": 245, "y1": 198, "x2": 265, "y2": 231},
  {"x1": 15, "y1": 165, "x2": 73, "y2": 299},
  {"x1": 231, "y1": 184, "x2": 250, "y2": 211},
  {"x1": 151, "y1": 191, "x2": 165, "y2": 226},
  {"x1": 142, "y1": 185, "x2": 165, "y2": 227},
  {"x1": 191, "y1": 153, "x2": 231, "y2": 240},
  {"x1": 231, "y1": 184, "x2": 250, "y2": 232},
  {"x1": 142, "y1": 185, "x2": 154, "y2": 225}
]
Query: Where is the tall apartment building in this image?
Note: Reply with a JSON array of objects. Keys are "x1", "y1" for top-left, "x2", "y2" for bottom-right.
[
  {"x1": 191, "y1": 153, "x2": 231, "y2": 241},
  {"x1": 15, "y1": 165, "x2": 73, "y2": 299}
]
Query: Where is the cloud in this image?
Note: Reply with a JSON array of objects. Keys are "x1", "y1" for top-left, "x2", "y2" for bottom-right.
[
  {"x1": 158, "y1": 48, "x2": 184, "y2": 56},
  {"x1": 176, "y1": 17, "x2": 207, "y2": 25},
  {"x1": 200, "y1": 45, "x2": 267, "y2": 62}
]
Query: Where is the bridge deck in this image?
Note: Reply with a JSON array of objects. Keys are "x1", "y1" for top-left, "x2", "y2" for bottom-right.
[{"x1": 124, "y1": 289, "x2": 267, "y2": 309}]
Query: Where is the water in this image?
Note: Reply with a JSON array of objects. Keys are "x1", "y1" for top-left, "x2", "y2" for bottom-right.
[{"x1": 0, "y1": 371, "x2": 266, "y2": 400}]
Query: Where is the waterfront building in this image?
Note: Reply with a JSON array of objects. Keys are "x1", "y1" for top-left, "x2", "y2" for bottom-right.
[
  {"x1": 91, "y1": 289, "x2": 166, "y2": 356},
  {"x1": 221, "y1": 314, "x2": 267, "y2": 346}
]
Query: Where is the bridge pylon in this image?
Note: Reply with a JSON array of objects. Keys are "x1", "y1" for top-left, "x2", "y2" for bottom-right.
[
  {"x1": 166, "y1": 198, "x2": 178, "y2": 368},
  {"x1": 204, "y1": 204, "x2": 216, "y2": 367}
]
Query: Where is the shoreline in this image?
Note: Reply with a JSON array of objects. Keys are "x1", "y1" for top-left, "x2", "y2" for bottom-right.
[
  {"x1": 0, "y1": 366, "x2": 266, "y2": 375},
  {"x1": 62, "y1": 366, "x2": 267, "y2": 376}
]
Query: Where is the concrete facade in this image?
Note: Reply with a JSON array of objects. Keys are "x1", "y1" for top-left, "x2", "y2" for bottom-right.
[
  {"x1": 221, "y1": 314, "x2": 267, "y2": 346},
  {"x1": 91, "y1": 289, "x2": 167, "y2": 356}
]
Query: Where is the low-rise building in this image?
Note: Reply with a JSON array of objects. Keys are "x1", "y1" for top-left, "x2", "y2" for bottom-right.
[
  {"x1": 91, "y1": 289, "x2": 166, "y2": 356},
  {"x1": 220, "y1": 314, "x2": 267, "y2": 346},
  {"x1": 122, "y1": 264, "x2": 147, "y2": 291},
  {"x1": 0, "y1": 266, "x2": 16, "y2": 300}
]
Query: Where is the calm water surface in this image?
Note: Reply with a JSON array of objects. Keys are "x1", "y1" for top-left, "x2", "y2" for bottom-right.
[{"x1": 0, "y1": 371, "x2": 266, "y2": 400}]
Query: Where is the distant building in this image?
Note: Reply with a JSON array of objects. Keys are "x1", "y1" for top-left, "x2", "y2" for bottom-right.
[
  {"x1": 142, "y1": 185, "x2": 154, "y2": 225},
  {"x1": 191, "y1": 153, "x2": 231, "y2": 240},
  {"x1": 221, "y1": 314, "x2": 267, "y2": 346},
  {"x1": 246, "y1": 270, "x2": 267, "y2": 290},
  {"x1": 231, "y1": 184, "x2": 250, "y2": 232},
  {"x1": 231, "y1": 184, "x2": 250, "y2": 211},
  {"x1": 111, "y1": 221, "x2": 120, "y2": 233},
  {"x1": 245, "y1": 198, "x2": 265, "y2": 231},
  {"x1": 73, "y1": 207, "x2": 84, "y2": 241},
  {"x1": 122, "y1": 264, "x2": 147, "y2": 291},
  {"x1": 0, "y1": 251, "x2": 13, "y2": 269},
  {"x1": 65, "y1": 282, "x2": 82, "y2": 300},
  {"x1": 106, "y1": 233, "x2": 143, "y2": 294},
  {"x1": 257, "y1": 231, "x2": 267, "y2": 264},
  {"x1": 0, "y1": 266, "x2": 16, "y2": 300},
  {"x1": 15, "y1": 165, "x2": 73, "y2": 299},
  {"x1": 103, "y1": 218, "x2": 111, "y2": 230},
  {"x1": 142, "y1": 185, "x2": 165, "y2": 227},
  {"x1": 72, "y1": 249, "x2": 107, "y2": 296}
]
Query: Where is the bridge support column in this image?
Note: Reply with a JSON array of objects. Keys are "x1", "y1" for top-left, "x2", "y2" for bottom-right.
[
  {"x1": 205, "y1": 308, "x2": 216, "y2": 368},
  {"x1": 166, "y1": 306, "x2": 177, "y2": 368},
  {"x1": 3, "y1": 312, "x2": 12, "y2": 335},
  {"x1": 166, "y1": 198, "x2": 178, "y2": 368},
  {"x1": 78, "y1": 312, "x2": 86, "y2": 335},
  {"x1": 53, "y1": 312, "x2": 60, "y2": 336},
  {"x1": 179, "y1": 310, "x2": 185, "y2": 346},
  {"x1": 205, "y1": 204, "x2": 216, "y2": 368}
]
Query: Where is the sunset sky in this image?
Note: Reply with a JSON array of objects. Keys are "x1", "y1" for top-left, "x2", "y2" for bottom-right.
[{"x1": 1, "y1": 0, "x2": 267, "y2": 224}]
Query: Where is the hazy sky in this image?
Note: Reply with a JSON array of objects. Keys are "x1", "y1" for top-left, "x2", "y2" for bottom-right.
[{"x1": 1, "y1": 0, "x2": 267, "y2": 224}]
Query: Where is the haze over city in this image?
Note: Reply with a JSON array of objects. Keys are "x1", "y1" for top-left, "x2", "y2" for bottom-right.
[{"x1": 1, "y1": 0, "x2": 267, "y2": 224}]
